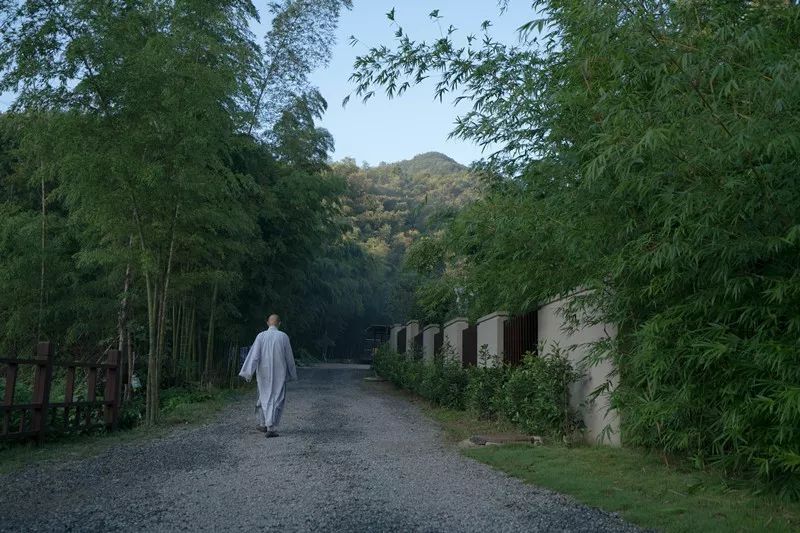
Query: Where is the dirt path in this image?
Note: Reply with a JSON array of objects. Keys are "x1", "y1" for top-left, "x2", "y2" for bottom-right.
[{"x1": 0, "y1": 365, "x2": 637, "y2": 532}]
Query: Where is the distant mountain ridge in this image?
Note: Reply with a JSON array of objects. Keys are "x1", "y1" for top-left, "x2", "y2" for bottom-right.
[{"x1": 379, "y1": 151, "x2": 468, "y2": 177}]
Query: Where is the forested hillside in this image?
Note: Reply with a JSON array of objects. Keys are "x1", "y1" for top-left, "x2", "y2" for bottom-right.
[{"x1": 324, "y1": 151, "x2": 478, "y2": 358}]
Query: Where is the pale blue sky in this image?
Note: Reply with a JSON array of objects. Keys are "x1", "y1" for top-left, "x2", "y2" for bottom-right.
[
  {"x1": 0, "y1": 2, "x2": 535, "y2": 167},
  {"x1": 312, "y1": 1, "x2": 534, "y2": 166}
]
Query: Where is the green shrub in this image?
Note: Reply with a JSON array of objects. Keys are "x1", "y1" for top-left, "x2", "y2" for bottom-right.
[
  {"x1": 418, "y1": 357, "x2": 469, "y2": 409},
  {"x1": 501, "y1": 349, "x2": 580, "y2": 437},
  {"x1": 463, "y1": 348, "x2": 510, "y2": 420},
  {"x1": 376, "y1": 344, "x2": 581, "y2": 438},
  {"x1": 374, "y1": 345, "x2": 469, "y2": 409},
  {"x1": 160, "y1": 386, "x2": 214, "y2": 412},
  {"x1": 118, "y1": 396, "x2": 145, "y2": 429}
]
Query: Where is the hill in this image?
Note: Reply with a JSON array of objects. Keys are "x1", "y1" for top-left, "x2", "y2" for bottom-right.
[
  {"x1": 384, "y1": 151, "x2": 468, "y2": 178},
  {"x1": 327, "y1": 152, "x2": 479, "y2": 355}
]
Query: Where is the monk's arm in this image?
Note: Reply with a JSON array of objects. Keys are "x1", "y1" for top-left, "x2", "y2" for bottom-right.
[{"x1": 238, "y1": 335, "x2": 261, "y2": 381}]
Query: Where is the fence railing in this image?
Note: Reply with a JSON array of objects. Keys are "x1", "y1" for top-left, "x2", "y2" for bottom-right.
[
  {"x1": 503, "y1": 310, "x2": 538, "y2": 366},
  {"x1": 1, "y1": 342, "x2": 122, "y2": 443}
]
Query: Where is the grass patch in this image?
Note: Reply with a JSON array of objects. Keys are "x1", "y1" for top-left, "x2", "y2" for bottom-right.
[
  {"x1": 466, "y1": 444, "x2": 800, "y2": 532},
  {"x1": 0, "y1": 385, "x2": 247, "y2": 474},
  {"x1": 375, "y1": 379, "x2": 800, "y2": 532}
]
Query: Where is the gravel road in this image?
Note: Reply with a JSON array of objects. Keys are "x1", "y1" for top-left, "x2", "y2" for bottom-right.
[{"x1": 0, "y1": 365, "x2": 638, "y2": 532}]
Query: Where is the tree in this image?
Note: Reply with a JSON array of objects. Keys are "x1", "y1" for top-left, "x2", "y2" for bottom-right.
[
  {"x1": 350, "y1": 2, "x2": 800, "y2": 496},
  {"x1": 0, "y1": 0, "x2": 354, "y2": 424}
]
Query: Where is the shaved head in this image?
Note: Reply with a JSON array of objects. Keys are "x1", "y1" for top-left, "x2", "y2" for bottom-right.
[{"x1": 267, "y1": 314, "x2": 281, "y2": 327}]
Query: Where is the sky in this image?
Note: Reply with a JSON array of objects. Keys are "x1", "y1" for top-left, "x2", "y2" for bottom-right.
[
  {"x1": 310, "y1": 1, "x2": 534, "y2": 166},
  {"x1": 0, "y1": 1, "x2": 535, "y2": 167}
]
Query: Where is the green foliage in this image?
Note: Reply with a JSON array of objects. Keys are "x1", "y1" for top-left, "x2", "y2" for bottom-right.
[
  {"x1": 0, "y1": 1, "x2": 358, "y2": 425},
  {"x1": 353, "y1": 1, "x2": 800, "y2": 496},
  {"x1": 323, "y1": 152, "x2": 478, "y2": 355},
  {"x1": 118, "y1": 397, "x2": 145, "y2": 430},
  {"x1": 468, "y1": 444, "x2": 800, "y2": 533},
  {"x1": 418, "y1": 357, "x2": 470, "y2": 410},
  {"x1": 374, "y1": 345, "x2": 579, "y2": 438},
  {"x1": 391, "y1": 152, "x2": 468, "y2": 178},
  {"x1": 374, "y1": 345, "x2": 469, "y2": 408},
  {"x1": 464, "y1": 366, "x2": 508, "y2": 421},
  {"x1": 501, "y1": 350, "x2": 580, "y2": 437}
]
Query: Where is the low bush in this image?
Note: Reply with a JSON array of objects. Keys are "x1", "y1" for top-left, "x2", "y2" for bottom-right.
[
  {"x1": 373, "y1": 344, "x2": 580, "y2": 438},
  {"x1": 501, "y1": 349, "x2": 580, "y2": 437},
  {"x1": 418, "y1": 357, "x2": 470, "y2": 410},
  {"x1": 465, "y1": 366, "x2": 508, "y2": 420}
]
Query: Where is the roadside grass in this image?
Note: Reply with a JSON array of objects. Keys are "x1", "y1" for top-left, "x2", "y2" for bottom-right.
[
  {"x1": 374, "y1": 380, "x2": 800, "y2": 533},
  {"x1": 466, "y1": 444, "x2": 800, "y2": 533},
  {"x1": 0, "y1": 385, "x2": 247, "y2": 474}
]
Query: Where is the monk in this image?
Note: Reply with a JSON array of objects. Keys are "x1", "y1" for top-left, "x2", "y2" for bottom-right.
[{"x1": 239, "y1": 314, "x2": 297, "y2": 438}]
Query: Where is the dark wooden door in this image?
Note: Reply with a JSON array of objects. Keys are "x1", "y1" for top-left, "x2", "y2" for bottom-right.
[
  {"x1": 462, "y1": 324, "x2": 477, "y2": 367},
  {"x1": 397, "y1": 328, "x2": 406, "y2": 354},
  {"x1": 503, "y1": 310, "x2": 538, "y2": 366}
]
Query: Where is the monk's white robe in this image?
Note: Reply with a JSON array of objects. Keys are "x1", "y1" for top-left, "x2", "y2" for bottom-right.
[{"x1": 239, "y1": 326, "x2": 297, "y2": 429}]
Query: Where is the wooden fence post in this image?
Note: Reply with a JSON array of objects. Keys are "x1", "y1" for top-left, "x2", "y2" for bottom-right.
[
  {"x1": 104, "y1": 349, "x2": 121, "y2": 430},
  {"x1": 32, "y1": 341, "x2": 53, "y2": 444}
]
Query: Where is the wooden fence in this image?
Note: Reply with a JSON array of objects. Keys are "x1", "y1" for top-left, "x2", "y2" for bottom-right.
[
  {"x1": 503, "y1": 310, "x2": 538, "y2": 366},
  {"x1": 1, "y1": 342, "x2": 122, "y2": 443}
]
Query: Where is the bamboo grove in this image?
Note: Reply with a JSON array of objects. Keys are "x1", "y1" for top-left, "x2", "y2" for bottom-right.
[
  {"x1": 351, "y1": 2, "x2": 800, "y2": 496},
  {"x1": 0, "y1": 0, "x2": 362, "y2": 425}
]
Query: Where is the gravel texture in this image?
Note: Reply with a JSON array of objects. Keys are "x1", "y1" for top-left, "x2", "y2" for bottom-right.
[{"x1": 0, "y1": 365, "x2": 639, "y2": 532}]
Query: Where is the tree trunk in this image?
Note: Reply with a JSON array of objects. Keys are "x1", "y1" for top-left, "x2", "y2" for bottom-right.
[
  {"x1": 116, "y1": 250, "x2": 133, "y2": 402},
  {"x1": 187, "y1": 304, "x2": 196, "y2": 382},
  {"x1": 145, "y1": 277, "x2": 158, "y2": 425},
  {"x1": 36, "y1": 176, "x2": 46, "y2": 342},
  {"x1": 180, "y1": 300, "x2": 191, "y2": 382},
  {"x1": 145, "y1": 204, "x2": 179, "y2": 425},
  {"x1": 203, "y1": 282, "x2": 218, "y2": 384},
  {"x1": 125, "y1": 329, "x2": 134, "y2": 402},
  {"x1": 171, "y1": 302, "x2": 179, "y2": 380}
]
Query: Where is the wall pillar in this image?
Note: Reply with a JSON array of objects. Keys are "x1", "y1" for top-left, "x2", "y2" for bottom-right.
[
  {"x1": 538, "y1": 294, "x2": 620, "y2": 446},
  {"x1": 422, "y1": 324, "x2": 440, "y2": 362},
  {"x1": 443, "y1": 317, "x2": 469, "y2": 364},
  {"x1": 405, "y1": 320, "x2": 420, "y2": 354},
  {"x1": 389, "y1": 323, "x2": 403, "y2": 352},
  {"x1": 476, "y1": 312, "x2": 508, "y2": 367}
]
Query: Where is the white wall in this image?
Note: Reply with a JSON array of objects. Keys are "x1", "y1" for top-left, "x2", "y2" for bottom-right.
[
  {"x1": 476, "y1": 312, "x2": 508, "y2": 367},
  {"x1": 422, "y1": 324, "x2": 440, "y2": 362},
  {"x1": 443, "y1": 317, "x2": 468, "y2": 364},
  {"x1": 538, "y1": 296, "x2": 620, "y2": 446},
  {"x1": 389, "y1": 324, "x2": 402, "y2": 352},
  {"x1": 405, "y1": 320, "x2": 420, "y2": 354}
]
